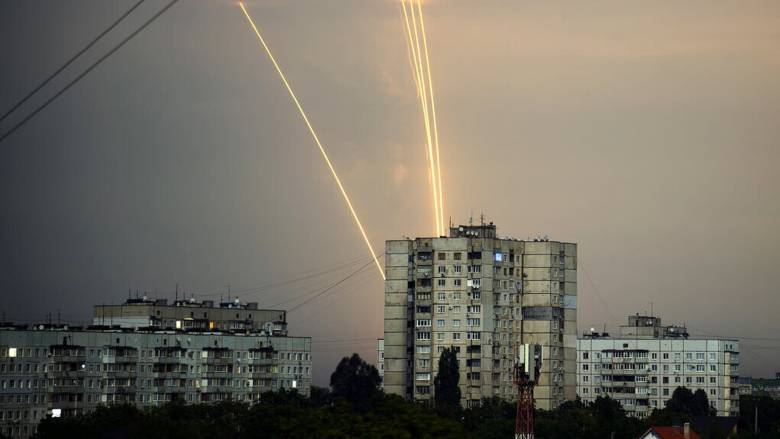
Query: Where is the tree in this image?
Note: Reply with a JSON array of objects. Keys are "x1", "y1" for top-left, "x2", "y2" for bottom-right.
[
  {"x1": 666, "y1": 387, "x2": 712, "y2": 416},
  {"x1": 329, "y1": 353, "x2": 381, "y2": 409},
  {"x1": 434, "y1": 347, "x2": 461, "y2": 416}
]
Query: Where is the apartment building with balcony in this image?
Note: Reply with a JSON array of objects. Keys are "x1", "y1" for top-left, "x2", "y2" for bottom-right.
[
  {"x1": 0, "y1": 310, "x2": 311, "y2": 438},
  {"x1": 383, "y1": 223, "x2": 577, "y2": 409},
  {"x1": 577, "y1": 314, "x2": 739, "y2": 418},
  {"x1": 93, "y1": 297, "x2": 287, "y2": 334}
]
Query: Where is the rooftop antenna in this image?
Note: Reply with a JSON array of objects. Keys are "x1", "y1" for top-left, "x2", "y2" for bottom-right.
[
  {"x1": 176, "y1": 283, "x2": 179, "y2": 303},
  {"x1": 650, "y1": 301, "x2": 654, "y2": 318},
  {"x1": 480, "y1": 212, "x2": 485, "y2": 226},
  {"x1": 469, "y1": 212, "x2": 473, "y2": 226}
]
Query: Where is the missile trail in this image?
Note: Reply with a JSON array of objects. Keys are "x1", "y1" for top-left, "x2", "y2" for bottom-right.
[
  {"x1": 404, "y1": 0, "x2": 441, "y2": 236},
  {"x1": 416, "y1": 0, "x2": 445, "y2": 235},
  {"x1": 401, "y1": 0, "x2": 445, "y2": 236},
  {"x1": 398, "y1": 2, "x2": 421, "y2": 98},
  {"x1": 238, "y1": 2, "x2": 385, "y2": 280}
]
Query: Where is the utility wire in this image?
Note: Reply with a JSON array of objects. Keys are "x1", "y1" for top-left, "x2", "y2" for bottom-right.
[
  {"x1": 0, "y1": 0, "x2": 146, "y2": 124},
  {"x1": 287, "y1": 256, "x2": 381, "y2": 313},
  {"x1": 0, "y1": 0, "x2": 179, "y2": 144},
  {"x1": 200, "y1": 255, "x2": 372, "y2": 298},
  {"x1": 579, "y1": 260, "x2": 619, "y2": 325}
]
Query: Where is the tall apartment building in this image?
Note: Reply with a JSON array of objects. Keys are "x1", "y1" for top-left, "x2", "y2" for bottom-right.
[
  {"x1": 0, "y1": 300, "x2": 311, "y2": 439},
  {"x1": 383, "y1": 223, "x2": 577, "y2": 409},
  {"x1": 577, "y1": 314, "x2": 739, "y2": 418}
]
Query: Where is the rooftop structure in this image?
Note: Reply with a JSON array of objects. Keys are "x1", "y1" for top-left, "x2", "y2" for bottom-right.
[{"x1": 92, "y1": 297, "x2": 286, "y2": 335}]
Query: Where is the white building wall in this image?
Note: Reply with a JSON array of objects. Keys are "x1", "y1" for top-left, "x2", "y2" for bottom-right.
[{"x1": 577, "y1": 337, "x2": 739, "y2": 418}]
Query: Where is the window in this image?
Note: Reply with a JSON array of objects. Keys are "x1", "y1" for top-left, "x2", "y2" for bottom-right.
[
  {"x1": 651, "y1": 353, "x2": 657, "y2": 359},
  {"x1": 416, "y1": 346, "x2": 431, "y2": 354},
  {"x1": 471, "y1": 291, "x2": 481, "y2": 299},
  {"x1": 454, "y1": 252, "x2": 462, "y2": 260},
  {"x1": 494, "y1": 253, "x2": 503, "y2": 262},
  {"x1": 453, "y1": 306, "x2": 461, "y2": 313},
  {"x1": 467, "y1": 318, "x2": 481, "y2": 327},
  {"x1": 696, "y1": 353, "x2": 705, "y2": 360},
  {"x1": 663, "y1": 388, "x2": 669, "y2": 396},
  {"x1": 709, "y1": 353, "x2": 716, "y2": 361},
  {"x1": 663, "y1": 353, "x2": 669, "y2": 360},
  {"x1": 583, "y1": 352, "x2": 589, "y2": 360},
  {"x1": 437, "y1": 279, "x2": 446, "y2": 287},
  {"x1": 416, "y1": 319, "x2": 431, "y2": 327},
  {"x1": 416, "y1": 332, "x2": 431, "y2": 340},
  {"x1": 436, "y1": 305, "x2": 445, "y2": 313},
  {"x1": 468, "y1": 265, "x2": 482, "y2": 273},
  {"x1": 437, "y1": 333, "x2": 445, "y2": 341},
  {"x1": 686, "y1": 353, "x2": 693, "y2": 360},
  {"x1": 438, "y1": 252, "x2": 446, "y2": 261},
  {"x1": 467, "y1": 332, "x2": 481, "y2": 340},
  {"x1": 582, "y1": 364, "x2": 589, "y2": 371},
  {"x1": 438, "y1": 265, "x2": 446, "y2": 273},
  {"x1": 454, "y1": 265, "x2": 462, "y2": 273},
  {"x1": 454, "y1": 279, "x2": 462, "y2": 287},
  {"x1": 415, "y1": 373, "x2": 431, "y2": 381},
  {"x1": 468, "y1": 305, "x2": 481, "y2": 313},
  {"x1": 453, "y1": 292, "x2": 461, "y2": 301},
  {"x1": 453, "y1": 319, "x2": 461, "y2": 328},
  {"x1": 436, "y1": 319, "x2": 445, "y2": 328},
  {"x1": 437, "y1": 292, "x2": 446, "y2": 301},
  {"x1": 453, "y1": 333, "x2": 461, "y2": 340}
]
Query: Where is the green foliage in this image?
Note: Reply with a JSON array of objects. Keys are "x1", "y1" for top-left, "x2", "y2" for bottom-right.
[
  {"x1": 665, "y1": 386, "x2": 712, "y2": 416},
  {"x1": 329, "y1": 353, "x2": 382, "y2": 410},
  {"x1": 737, "y1": 395, "x2": 780, "y2": 438},
  {"x1": 434, "y1": 347, "x2": 461, "y2": 417}
]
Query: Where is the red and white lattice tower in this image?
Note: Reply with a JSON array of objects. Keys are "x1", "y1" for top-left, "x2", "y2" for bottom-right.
[{"x1": 513, "y1": 344, "x2": 541, "y2": 439}]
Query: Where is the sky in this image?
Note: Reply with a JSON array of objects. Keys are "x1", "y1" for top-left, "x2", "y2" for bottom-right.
[{"x1": 1, "y1": 0, "x2": 779, "y2": 385}]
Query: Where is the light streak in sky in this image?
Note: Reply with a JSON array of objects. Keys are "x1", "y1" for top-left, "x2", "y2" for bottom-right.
[
  {"x1": 401, "y1": 0, "x2": 445, "y2": 236},
  {"x1": 416, "y1": 0, "x2": 445, "y2": 237},
  {"x1": 238, "y1": 2, "x2": 385, "y2": 280}
]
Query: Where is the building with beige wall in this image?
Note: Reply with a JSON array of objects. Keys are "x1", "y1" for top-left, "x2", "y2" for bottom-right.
[{"x1": 383, "y1": 223, "x2": 577, "y2": 409}]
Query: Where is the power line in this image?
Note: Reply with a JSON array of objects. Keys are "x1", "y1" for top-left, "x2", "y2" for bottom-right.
[
  {"x1": 0, "y1": 0, "x2": 179, "y2": 144},
  {"x1": 287, "y1": 256, "x2": 381, "y2": 313},
  {"x1": 192, "y1": 254, "x2": 372, "y2": 299},
  {"x1": 0, "y1": 0, "x2": 146, "y2": 124},
  {"x1": 579, "y1": 260, "x2": 619, "y2": 325}
]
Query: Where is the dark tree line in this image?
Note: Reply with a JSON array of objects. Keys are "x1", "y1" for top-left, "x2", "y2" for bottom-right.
[{"x1": 28, "y1": 351, "x2": 780, "y2": 439}]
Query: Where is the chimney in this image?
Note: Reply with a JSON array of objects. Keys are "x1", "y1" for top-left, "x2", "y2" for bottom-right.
[{"x1": 683, "y1": 422, "x2": 691, "y2": 439}]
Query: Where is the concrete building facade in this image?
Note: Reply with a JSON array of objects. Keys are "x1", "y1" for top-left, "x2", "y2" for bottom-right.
[
  {"x1": 383, "y1": 223, "x2": 577, "y2": 409},
  {"x1": 93, "y1": 297, "x2": 286, "y2": 334},
  {"x1": 0, "y1": 298, "x2": 311, "y2": 438},
  {"x1": 577, "y1": 315, "x2": 739, "y2": 418}
]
